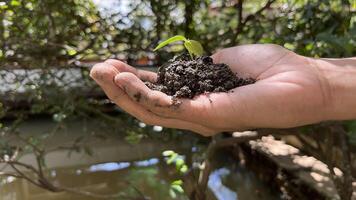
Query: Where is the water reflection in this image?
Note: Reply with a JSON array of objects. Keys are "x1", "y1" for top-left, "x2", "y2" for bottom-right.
[
  {"x1": 0, "y1": 146, "x2": 279, "y2": 200},
  {"x1": 0, "y1": 118, "x2": 280, "y2": 200},
  {"x1": 134, "y1": 158, "x2": 159, "y2": 167},
  {"x1": 88, "y1": 158, "x2": 160, "y2": 173},
  {"x1": 208, "y1": 168, "x2": 238, "y2": 200},
  {"x1": 89, "y1": 162, "x2": 131, "y2": 172}
]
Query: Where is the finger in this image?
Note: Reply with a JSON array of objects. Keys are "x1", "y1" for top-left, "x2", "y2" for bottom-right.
[
  {"x1": 114, "y1": 72, "x2": 172, "y2": 106},
  {"x1": 105, "y1": 59, "x2": 157, "y2": 83},
  {"x1": 90, "y1": 62, "x2": 119, "y2": 85},
  {"x1": 90, "y1": 63, "x2": 216, "y2": 136},
  {"x1": 115, "y1": 72, "x2": 255, "y2": 131},
  {"x1": 114, "y1": 72, "x2": 212, "y2": 124}
]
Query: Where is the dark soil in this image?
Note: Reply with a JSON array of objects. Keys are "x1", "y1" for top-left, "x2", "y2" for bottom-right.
[{"x1": 145, "y1": 54, "x2": 255, "y2": 99}]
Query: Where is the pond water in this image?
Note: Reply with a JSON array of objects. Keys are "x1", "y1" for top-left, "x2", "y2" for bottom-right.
[{"x1": 0, "y1": 118, "x2": 280, "y2": 200}]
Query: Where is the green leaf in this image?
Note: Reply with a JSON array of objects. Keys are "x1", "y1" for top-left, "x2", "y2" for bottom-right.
[
  {"x1": 175, "y1": 158, "x2": 184, "y2": 168},
  {"x1": 171, "y1": 180, "x2": 183, "y2": 185},
  {"x1": 154, "y1": 35, "x2": 204, "y2": 59},
  {"x1": 162, "y1": 150, "x2": 175, "y2": 157},
  {"x1": 171, "y1": 185, "x2": 184, "y2": 193},
  {"x1": 180, "y1": 165, "x2": 188, "y2": 173},
  {"x1": 166, "y1": 153, "x2": 178, "y2": 164},
  {"x1": 188, "y1": 40, "x2": 204, "y2": 56},
  {"x1": 154, "y1": 35, "x2": 186, "y2": 51},
  {"x1": 184, "y1": 40, "x2": 204, "y2": 58}
]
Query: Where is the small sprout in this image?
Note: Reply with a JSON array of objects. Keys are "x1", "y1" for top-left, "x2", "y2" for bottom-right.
[{"x1": 154, "y1": 35, "x2": 204, "y2": 58}]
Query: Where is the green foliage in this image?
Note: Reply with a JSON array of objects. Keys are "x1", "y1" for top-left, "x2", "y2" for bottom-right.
[
  {"x1": 154, "y1": 35, "x2": 204, "y2": 58},
  {"x1": 162, "y1": 150, "x2": 186, "y2": 199},
  {"x1": 123, "y1": 167, "x2": 188, "y2": 200},
  {"x1": 1, "y1": 0, "x2": 354, "y2": 68},
  {"x1": 0, "y1": 0, "x2": 107, "y2": 68},
  {"x1": 162, "y1": 150, "x2": 188, "y2": 174},
  {"x1": 169, "y1": 180, "x2": 184, "y2": 199}
]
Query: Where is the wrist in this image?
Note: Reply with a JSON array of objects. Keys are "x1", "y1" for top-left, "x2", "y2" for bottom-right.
[{"x1": 313, "y1": 57, "x2": 356, "y2": 121}]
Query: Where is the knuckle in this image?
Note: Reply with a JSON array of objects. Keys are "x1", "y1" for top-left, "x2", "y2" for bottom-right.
[{"x1": 117, "y1": 72, "x2": 137, "y2": 83}]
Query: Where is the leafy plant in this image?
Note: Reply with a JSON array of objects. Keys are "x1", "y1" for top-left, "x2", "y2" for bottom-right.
[{"x1": 154, "y1": 35, "x2": 204, "y2": 58}]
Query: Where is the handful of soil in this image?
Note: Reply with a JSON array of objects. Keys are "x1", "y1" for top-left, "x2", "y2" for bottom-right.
[{"x1": 145, "y1": 54, "x2": 255, "y2": 99}]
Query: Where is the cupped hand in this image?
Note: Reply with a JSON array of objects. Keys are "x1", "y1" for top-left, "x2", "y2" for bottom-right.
[{"x1": 90, "y1": 44, "x2": 332, "y2": 136}]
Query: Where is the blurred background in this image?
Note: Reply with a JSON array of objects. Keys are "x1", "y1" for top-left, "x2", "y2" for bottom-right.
[{"x1": 0, "y1": 0, "x2": 355, "y2": 200}]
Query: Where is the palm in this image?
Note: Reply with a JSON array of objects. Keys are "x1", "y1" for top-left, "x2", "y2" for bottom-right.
[{"x1": 199, "y1": 44, "x2": 328, "y2": 130}]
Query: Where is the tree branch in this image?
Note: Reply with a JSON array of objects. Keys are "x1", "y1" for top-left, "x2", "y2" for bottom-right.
[
  {"x1": 229, "y1": 0, "x2": 276, "y2": 45},
  {"x1": 8, "y1": 163, "x2": 44, "y2": 188}
]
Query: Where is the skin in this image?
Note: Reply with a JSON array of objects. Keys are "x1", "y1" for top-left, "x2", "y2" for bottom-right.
[{"x1": 90, "y1": 44, "x2": 356, "y2": 136}]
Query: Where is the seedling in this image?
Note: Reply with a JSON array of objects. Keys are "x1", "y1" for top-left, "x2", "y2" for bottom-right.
[
  {"x1": 154, "y1": 35, "x2": 204, "y2": 59},
  {"x1": 147, "y1": 35, "x2": 255, "y2": 99}
]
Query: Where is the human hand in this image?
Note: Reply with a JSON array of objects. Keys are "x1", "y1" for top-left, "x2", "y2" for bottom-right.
[{"x1": 90, "y1": 44, "x2": 341, "y2": 136}]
